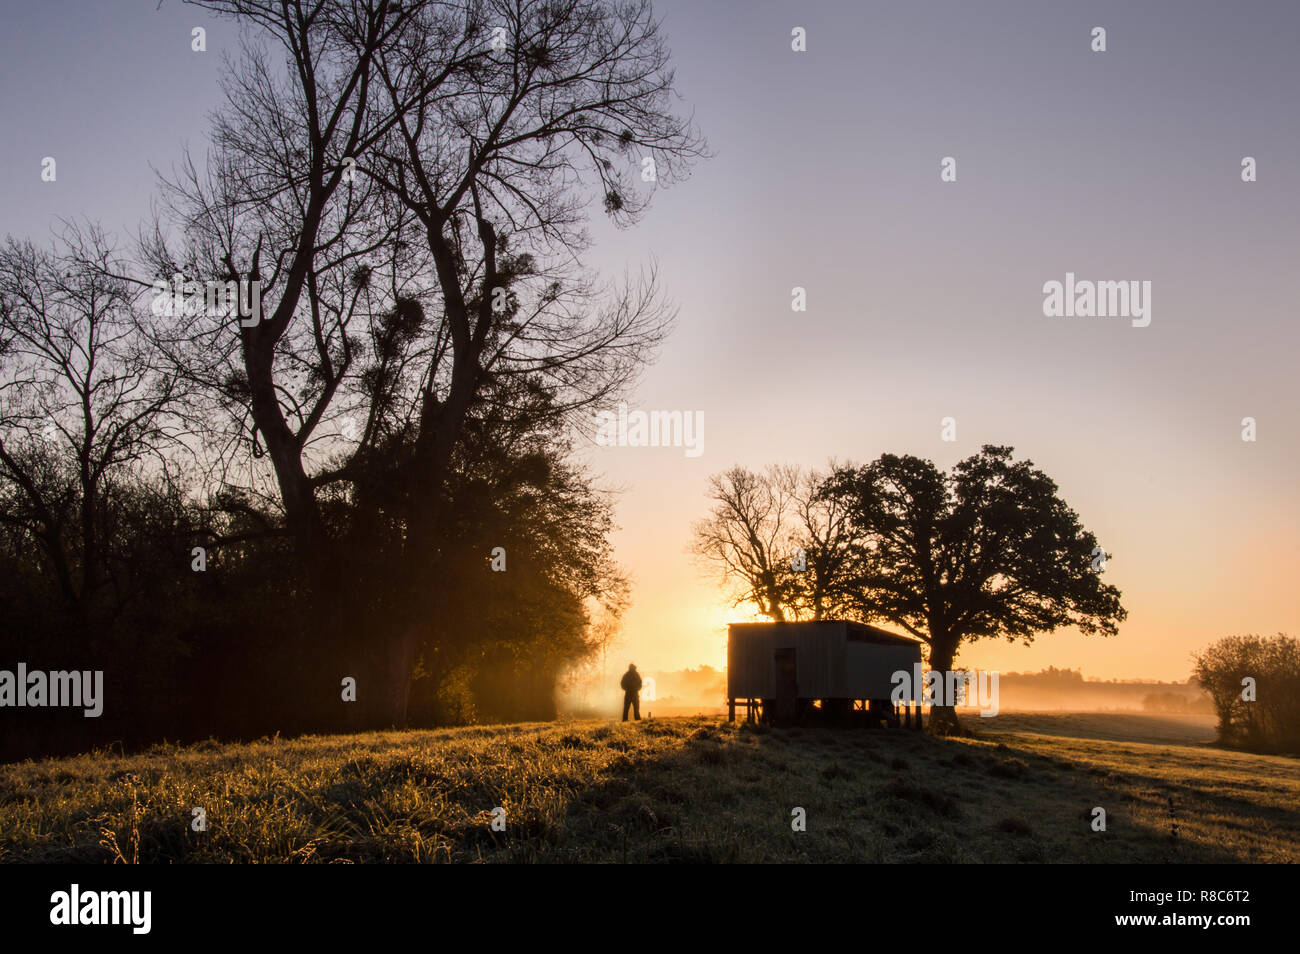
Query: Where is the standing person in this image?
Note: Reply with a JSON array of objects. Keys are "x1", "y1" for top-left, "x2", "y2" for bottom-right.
[{"x1": 620, "y1": 664, "x2": 642, "y2": 721}]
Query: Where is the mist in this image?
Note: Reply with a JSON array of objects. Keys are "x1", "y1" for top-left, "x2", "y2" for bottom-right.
[{"x1": 558, "y1": 664, "x2": 1212, "y2": 717}]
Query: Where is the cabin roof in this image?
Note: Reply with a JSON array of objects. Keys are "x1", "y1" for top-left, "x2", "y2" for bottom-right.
[{"x1": 727, "y1": 619, "x2": 922, "y2": 647}]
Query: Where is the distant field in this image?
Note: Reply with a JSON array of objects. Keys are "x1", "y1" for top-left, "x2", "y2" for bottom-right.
[
  {"x1": 1, "y1": 712, "x2": 1295, "y2": 863},
  {"x1": 968, "y1": 710, "x2": 1218, "y2": 743}
]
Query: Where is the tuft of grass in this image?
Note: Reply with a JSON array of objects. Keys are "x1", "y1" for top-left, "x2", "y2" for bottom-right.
[
  {"x1": 820, "y1": 762, "x2": 854, "y2": 782},
  {"x1": 994, "y1": 816, "x2": 1034, "y2": 836},
  {"x1": 694, "y1": 745, "x2": 725, "y2": 766},
  {"x1": 989, "y1": 758, "x2": 1029, "y2": 779},
  {"x1": 879, "y1": 776, "x2": 961, "y2": 817}
]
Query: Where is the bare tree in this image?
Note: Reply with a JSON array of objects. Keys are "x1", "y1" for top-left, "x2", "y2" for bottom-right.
[
  {"x1": 145, "y1": 0, "x2": 706, "y2": 723},
  {"x1": 691, "y1": 465, "x2": 804, "y2": 622},
  {"x1": 789, "y1": 462, "x2": 857, "y2": 620},
  {"x1": 692, "y1": 464, "x2": 859, "y2": 623},
  {"x1": 144, "y1": 0, "x2": 423, "y2": 590},
  {"x1": 0, "y1": 225, "x2": 182, "y2": 617},
  {"x1": 358, "y1": 0, "x2": 703, "y2": 715}
]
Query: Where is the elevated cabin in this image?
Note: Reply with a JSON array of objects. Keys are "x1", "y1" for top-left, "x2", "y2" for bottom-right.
[{"x1": 727, "y1": 620, "x2": 924, "y2": 727}]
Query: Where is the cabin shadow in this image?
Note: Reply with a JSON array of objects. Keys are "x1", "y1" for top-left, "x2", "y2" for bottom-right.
[{"x1": 502, "y1": 717, "x2": 1252, "y2": 863}]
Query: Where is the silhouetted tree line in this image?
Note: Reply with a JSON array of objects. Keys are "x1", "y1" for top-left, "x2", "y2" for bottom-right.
[
  {"x1": 1003, "y1": 666, "x2": 1086, "y2": 686},
  {"x1": 0, "y1": 0, "x2": 703, "y2": 760}
]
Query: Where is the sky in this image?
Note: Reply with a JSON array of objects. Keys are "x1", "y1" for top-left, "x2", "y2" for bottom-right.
[{"x1": 2, "y1": 0, "x2": 1297, "y2": 681}]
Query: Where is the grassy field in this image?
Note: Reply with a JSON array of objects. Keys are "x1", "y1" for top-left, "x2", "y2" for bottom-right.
[{"x1": 1, "y1": 712, "x2": 1295, "y2": 863}]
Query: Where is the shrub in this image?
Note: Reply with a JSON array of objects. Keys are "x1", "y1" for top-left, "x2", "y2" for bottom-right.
[{"x1": 1192, "y1": 633, "x2": 1300, "y2": 751}]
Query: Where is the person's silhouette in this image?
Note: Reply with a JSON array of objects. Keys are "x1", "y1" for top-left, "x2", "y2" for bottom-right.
[{"x1": 620, "y1": 663, "x2": 642, "y2": 721}]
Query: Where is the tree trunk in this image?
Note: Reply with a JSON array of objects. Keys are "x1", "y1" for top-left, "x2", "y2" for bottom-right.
[
  {"x1": 926, "y1": 635, "x2": 965, "y2": 736},
  {"x1": 383, "y1": 316, "x2": 484, "y2": 727}
]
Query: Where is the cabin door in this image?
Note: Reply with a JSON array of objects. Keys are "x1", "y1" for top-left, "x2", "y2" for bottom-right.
[{"x1": 774, "y1": 648, "x2": 798, "y2": 723}]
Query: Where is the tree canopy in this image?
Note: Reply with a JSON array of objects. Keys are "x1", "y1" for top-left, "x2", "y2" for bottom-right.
[{"x1": 693, "y1": 446, "x2": 1127, "y2": 731}]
